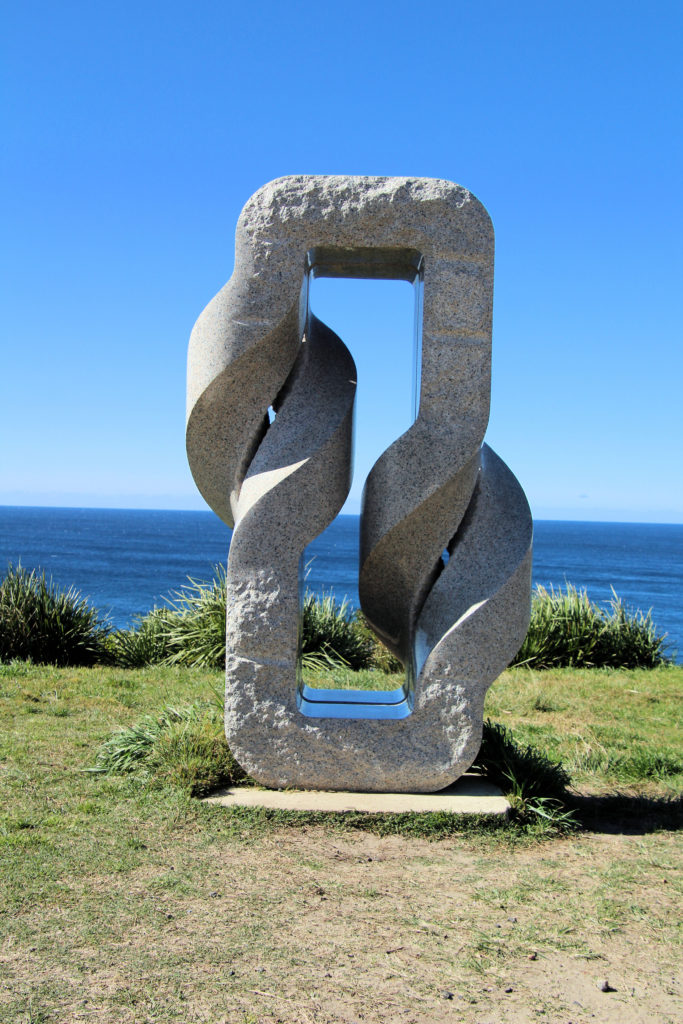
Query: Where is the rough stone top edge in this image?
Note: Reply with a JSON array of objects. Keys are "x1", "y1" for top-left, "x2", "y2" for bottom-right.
[
  {"x1": 238, "y1": 174, "x2": 491, "y2": 234},
  {"x1": 248, "y1": 173, "x2": 471, "y2": 198}
]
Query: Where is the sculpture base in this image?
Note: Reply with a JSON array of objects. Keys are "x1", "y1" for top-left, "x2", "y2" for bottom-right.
[{"x1": 202, "y1": 773, "x2": 509, "y2": 817}]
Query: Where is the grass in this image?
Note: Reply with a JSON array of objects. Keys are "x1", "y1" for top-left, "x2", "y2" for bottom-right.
[
  {"x1": 1, "y1": 660, "x2": 680, "y2": 821},
  {"x1": 485, "y1": 664, "x2": 683, "y2": 798},
  {"x1": 1, "y1": 661, "x2": 681, "y2": 1022},
  {"x1": 159, "y1": 568, "x2": 229, "y2": 668},
  {"x1": 87, "y1": 692, "x2": 574, "y2": 830},
  {"x1": 88, "y1": 701, "x2": 248, "y2": 797},
  {"x1": 473, "y1": 719, "x2": 575, "y2": 827}
]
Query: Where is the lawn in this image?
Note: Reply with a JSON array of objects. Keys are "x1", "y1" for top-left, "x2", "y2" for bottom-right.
[{"x1": 0, "y1": 661, "x2": 681, "y2": 1023}]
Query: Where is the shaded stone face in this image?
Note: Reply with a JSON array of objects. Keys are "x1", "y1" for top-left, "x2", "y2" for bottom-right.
[{"x1": 187, "y1": 175, "x2": 532, "y2": 793}]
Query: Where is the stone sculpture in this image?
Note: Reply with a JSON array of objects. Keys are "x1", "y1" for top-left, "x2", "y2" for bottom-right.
[{"x1": 187, "y1": 175, "x2": 532, "y2": 793}]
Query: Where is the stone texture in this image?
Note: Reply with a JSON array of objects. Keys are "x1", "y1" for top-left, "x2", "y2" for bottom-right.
[{"x1": 187, "y1": 175, "x2": 532, "y2": 793}]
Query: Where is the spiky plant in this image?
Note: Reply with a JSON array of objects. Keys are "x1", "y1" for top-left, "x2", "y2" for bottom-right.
[
  {"x1": 0, "y1": 563, "x2": 109, "y2": 666},
  {"x1": 107, "y1": 607, "x2": 177, "y2": 668},
  {"x1": 512, "y1": 583, "x2": 671, "y2": 669},
  {"x1": 89, "y1": 701, "x2": 248, "y2": 796},
  {"x1": 160, "y1": 567, "x2": 228, "y2": 668},
  {"x1": 351, "y1": 611, "x2": 403, "y2": 673},
  {"x1": 301, "y1": 591, "x2": 375, "y2": 670}
]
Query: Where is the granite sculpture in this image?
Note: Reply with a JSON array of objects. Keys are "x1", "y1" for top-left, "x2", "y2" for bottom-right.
[{"x1": 187, "y1": 175, "x2": 532, "y2": 792}]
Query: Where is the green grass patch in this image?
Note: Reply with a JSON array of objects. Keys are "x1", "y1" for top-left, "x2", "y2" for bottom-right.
[
  {"x1": 89, "y1": 698, "x2": 576, "y2": 834},
  {"x1": 302, "y1": 663, "x2": 401, "y2": 691},
  {"x1": 485, "y1": 664, "x2": 683, "y2": 796},
  {"x1": 1, "y1": 662, "x2": 680, "y2": 847}
]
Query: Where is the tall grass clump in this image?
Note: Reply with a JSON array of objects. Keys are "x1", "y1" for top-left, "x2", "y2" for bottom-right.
[
  {"x1": 512, "y1": 584, "x2": 671, "y2": 670},
  {"x1": 89, "y1": 702, "x2": 248, "y2": 796},
  {"x1": 159, "y1": 567, "x2": 228, "y2": 668},
  {"x1": 105, "y1": 572, "x2": 401, "y2": 672},
  {"x1": 101, "y1": 572, "x2": 674, "y2": 674},
  {"x1": 107, "y1": 607, "x2": 177, "y2": 668},
  {"x1": 351, "y1": 611, "x2": 403, "y2": 673},
  {"x1": 0, "y1": 563, "x2": 110, "y2": 666},
  {"x1": 475, "y1": 719, "x2": 576, "y2": 830},
  {"x1": 301, "y1": 592, "x2": 374, "y2": 670}
]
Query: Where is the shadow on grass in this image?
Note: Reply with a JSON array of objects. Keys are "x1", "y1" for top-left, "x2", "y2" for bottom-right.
[{"x1": 568, "y1": 792, "x2": 683, "y2": 835}]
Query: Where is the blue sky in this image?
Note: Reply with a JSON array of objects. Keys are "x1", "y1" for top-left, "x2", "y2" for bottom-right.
[{"x1": 2, "y1": 1, "x2": 681, "y2": 522}]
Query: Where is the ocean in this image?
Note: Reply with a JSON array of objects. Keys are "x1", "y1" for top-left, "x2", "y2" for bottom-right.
[{"x1": 1, "y1": 506, "x2": 681, "y2": 661}]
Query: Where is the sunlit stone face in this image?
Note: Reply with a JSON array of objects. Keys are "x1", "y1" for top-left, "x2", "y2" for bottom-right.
[{"x1": 187, "y1": 175, "x2": 532, "y2": 793}]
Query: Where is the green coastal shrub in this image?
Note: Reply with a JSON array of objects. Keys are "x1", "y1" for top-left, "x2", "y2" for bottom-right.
[
  {"x1": 3, "y1": 560, "x2": 670, "y2": 674},
  {"x1": 301, "y1": 592, "x2": 374, "y2": 670},
  {"x1": 106, "y1": 571, "x2": 401, "y2": 674},
  {"x1": 512, "y1": 583, "x2": 671, "y2": 669},
  {"x1": 107, "y1": 579, "x2": 673, "y2": 672},
  {"x1": 351, "y1": 612, "x2": 404, "y2": 674},
  {"x1": 0, "y1": 563, "x2": 110, "y2": 666},
  {"x1": 107, "y1": 607, "x2": 177, "y2": 668},
  {"x1": 108, "y1": 569, "x2": 228, "y2": 670},
  {"x1": 159, "y1": 568, "x2": 228, "y2": 668},
  {"x1": 88, "y1": 702, "x2": 248, "y2": 796}
]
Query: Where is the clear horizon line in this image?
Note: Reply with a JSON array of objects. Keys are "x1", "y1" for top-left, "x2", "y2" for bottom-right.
[{"x1": 0, "y1": 502, "x2": 681, "y2": 528}]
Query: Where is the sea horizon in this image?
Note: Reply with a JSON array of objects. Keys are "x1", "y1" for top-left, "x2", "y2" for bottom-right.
[{"x1": 1, "y1": 502, "x2": 682, "y2": 527}]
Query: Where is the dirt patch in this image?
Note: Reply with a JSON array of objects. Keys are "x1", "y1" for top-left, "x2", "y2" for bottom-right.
[{"x1": 1, "y1": 827, "x2": 681, "y2": 1023}]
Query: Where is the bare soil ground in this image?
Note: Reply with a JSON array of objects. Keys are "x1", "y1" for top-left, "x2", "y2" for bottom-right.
[{"x1": 2, "y1": 823, "x2": 680, "y2": 1024}]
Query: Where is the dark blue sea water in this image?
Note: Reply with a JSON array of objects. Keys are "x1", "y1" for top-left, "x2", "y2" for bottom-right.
[{"x1": 1, "y1": 507, "x2": 681, "y2": 661}]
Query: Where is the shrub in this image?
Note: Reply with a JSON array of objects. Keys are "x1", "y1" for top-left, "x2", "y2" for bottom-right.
[
  {"x1": 301, "y1": 592, "x2": 374, "y2": 670},
  {"x1": 155, "y1": 568, "x2": 228, "y2": 669},
  {"x1": 46, "y1": 564, "x2": 667, "y2": 675},
  {"x1": 0, "y1": 563, "x2": 110, "y2": 666},
  {"x1": 351, "y1": 611, "x2": 403, "y2": 673},
  {"x1": 512, "y1": 584, "x2": 671, "y2": 670},
  {"x1": 89, "y1": 702, "x2": 248, "y2": 796},
  {"x1": 107, "y1": 607, "x2": 177, "y2": 668},
  {"x1": 151, "y1": 716, "x2": 247, "y2": 796},
  {"x1": 105, "y1": 574, "x2": 400, "y2": 672}
]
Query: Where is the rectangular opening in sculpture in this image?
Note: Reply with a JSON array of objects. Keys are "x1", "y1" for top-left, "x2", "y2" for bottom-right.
[{"x1": 299, "y1": 259, "x2": 424, "y2": 719}]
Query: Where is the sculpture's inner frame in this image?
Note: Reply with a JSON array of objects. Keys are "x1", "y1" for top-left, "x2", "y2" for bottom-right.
[{"x1": 299, "y1": 247, "x2": 425, "y2": 719}]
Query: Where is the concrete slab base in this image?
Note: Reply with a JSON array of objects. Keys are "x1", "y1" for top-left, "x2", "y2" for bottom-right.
[{"x1": 202, "y1": 773, "x2": 509, "y2": 817}]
